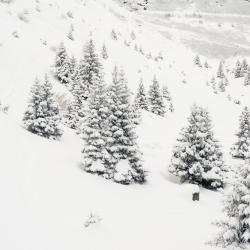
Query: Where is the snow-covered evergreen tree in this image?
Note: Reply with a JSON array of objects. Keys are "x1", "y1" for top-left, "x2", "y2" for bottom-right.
[
  {"x1": 81, "y1": 76, "x2": 108, "y2": 175},
  {"x1": 111, "y1": 29, "x2": 118, "y2": 40},
  {"x1": 76, "y1": 39, "x2": 103, "y2": 100},
  {"x1": 235, "y1": 60, "x2": 244, "y2": 78},
  {"x1": 101, "y1": 44, "x2": 108, "y2": 60},
  {"x1": 134, "y1": 78, "x2": 148, "y2": 111},
  {"x1": 162, "y1": 85, "x2": 174, "y2": 112},
  {"x1": 213, "y1": 163, "x2": 250, "y2": 247},
  {"x1": 104, "y1": 67, "x2": 146, "y2": 184},
  {"x1": 148, "y1": 76, "x2": 166, "y2": 116},
  {"x1": 194, "y1": 55, "x2": 202, "y2": 67},
  {"x1": 55, "y1": 42, "x2": 71, "y2": 86},
  {"x1": 204, "y1": 60, "x2": 209, "y2": 68},
  {"x1": 231, "y1": 107, "x2": 250, "y2": 159},
  {"x1": 169, "y1": 105, "x2": 225, "y2": 190},
  {"x1": 242, "y1": 58, "x2": 249, "y2": 73},
  {"x1": 217, "y1": 60, "x2": 225, "y2": 79},
  {"x1": 23, "y1": 75, "x2": 62, "y2": 139},
  {"x1": 63, "y1": 99, "x2": 81, "y2": 130},
  {"x1": 244, "y1": 70, "x2": 250, "y2": 86}
]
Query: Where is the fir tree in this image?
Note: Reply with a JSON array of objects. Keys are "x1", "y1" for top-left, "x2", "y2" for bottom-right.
[
  {"x1": 242, "y1": 58, "x2": 249, "y2": 73},
  {"x1": 104, "y1": 67, "x2": 146, "y2": 184},
  {"x1": 244, "y1": 70, "x2": 250, "y2": 86},
  {"x1": 101, "y1": 44, "x2": 108, "y2": 60},
  {"x1": 169, "y1": 105, "x2": 225, "y2": 189},
  {"x1": 111, "y1": 29, "x2": 118, "y2": 40},
  {"x1": 204, "y1": 60, "x2": 209, "y2": 68},
  {"x1": 55, "y1": 42, "x2": 71, "y2": 86},
  {"x1": 194, "y1": 55, "x2": 202, "y2": 67},
  {"x1": 23, "y1": 75, "x2": 62, "y2": 139},
  {"x1": 76, "y1": 39, "x2": 103, "y2": 100},
  {"x1": 63, "y1": 100, "x2": 81, "y2": 130},
  {"x1": 231, "y1": 107, "x2": 250, "y2": 159},
  {"x1": 235, "y1": 60, "x2": 244, "y2": 78},
  {"x1": 148, "y1": 76, "x2": 166, "y2": 116},
  {"x1": 213, "y1": 163, "x2": 250, "y2": 247},
  {"x1": 134, "y1": 78, "x2": 148, "y2": 111},
  {"x1": 217, "y1": 60, "x2": 225, "y2": 79},
  {"x1": 162, "y1": 85, "x2": 174, "y2": 112},
  {"x1": 81, "y1": 76, "x2": 108, "y2": 175}
]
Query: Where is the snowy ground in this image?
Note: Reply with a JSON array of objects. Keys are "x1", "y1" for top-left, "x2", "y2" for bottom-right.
[{"x1": 1, "y1": 0, "x2": 250, "y2": 249}]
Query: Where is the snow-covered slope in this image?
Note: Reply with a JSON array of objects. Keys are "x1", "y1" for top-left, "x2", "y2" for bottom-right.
[{"x1": 0, "y1": 0, "x2": 249, "y2": 249}]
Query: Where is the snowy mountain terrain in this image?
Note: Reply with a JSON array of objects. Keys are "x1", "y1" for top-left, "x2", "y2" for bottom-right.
[{"x1": 1, "y1": 0, "x2": 250, "y2": 249}]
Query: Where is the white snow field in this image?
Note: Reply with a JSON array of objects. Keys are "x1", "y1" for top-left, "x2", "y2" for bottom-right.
[{"x1": 1, "y1": 0, "x2": 250, "y2": 249}]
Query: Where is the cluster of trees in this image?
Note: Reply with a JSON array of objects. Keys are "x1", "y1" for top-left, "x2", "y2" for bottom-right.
[
  {"x1": 81, "y1": 66, "x2": 146, "y2": 184},
  {"x1": 23, "y1": 39, "x2": 146, "y2": 185},
  {"x1": 169, "y1": 105, "x2": 250, "y2": 190},
  {"x1": 194, "y1": 55, "x2": 209, "y2": 68},
  {"x1": 166, "y1": 104, "x2": 250, "y2": 247},
  {"x1": 134, "y1": 77, "x2": 174, "y2": 117}
]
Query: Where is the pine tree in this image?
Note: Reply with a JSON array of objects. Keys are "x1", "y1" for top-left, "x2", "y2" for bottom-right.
[
  {"x1": 55, "y1": 42, "x2": 71, "y2": 86},
  {"x1": 148, "y1": 76, "x2": 166, "y2": 116},
  {"x1": 194, "y1": 55, "x2": 202, "y2": 67},
  {"x1": 23, "y1": 75, "x2": 62, "y2": 139},
  {"x1": 63, "y1": 100, "x2": 81, "y2": 129},
  {"x1": 134, "y1": 78, "x2": 148, "y2": 111},
  {"x1": 231, "y1": 107, "x2": 250, "y2": 159},
  {"x1": 204, "y1": 60, "x2": 209, "y2": 68},
  {"x1": 76, "y1": 39, "x2": 103, "y2": 100},
  {"x1": 101, "y1": 44, "x2": 108, "y2": 60},
  {"x1": 169, "y1": 105, "x2": 225, "y2": 190},
  {"x1": 235, "y1": 60, "x2": 244, "y2": 78},
  {"x1": 162, "y1": 85, "x2": 174, "y2": 112},
  {"x1": 111, "y1": 29, "x2": 118, "y2": 40},
  {"x1": 81, "y1": 76, "x2": 108, "y2": 175},
  {"x1": 242, "y1": 59, "x2": 249, "y2": 73},
  {"x1": 244, "y1": 70, "x2": 250, "y2": 86},
  {"x1": 104, "y1": 67, "x2": 146, "y2": 184},
  {"x1": 217, "y1": 60, "x2": 225, "y2": 79},
  {"x1": 213, "y1": 163, "x2": 250, "y2": 247}
]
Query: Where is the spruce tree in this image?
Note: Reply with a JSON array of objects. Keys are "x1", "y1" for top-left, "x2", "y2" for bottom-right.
[
  {"x1": 162, "y1": 85, "x2": 174, "y2": 112},
  {"x1": 76, "y1": 39, "x2": 103, "y2": 100},
  {"x1": 55, "y1": 42, "x2": 71, "y2": 86},
  {"x1": 148, "y1": 76, "x2": 166, "y2": 116},
  {"x1": 231, "y1": 107, "x2": 250, "y2": 159},
  {"x1": 23, "y1": 75, "x2": 62, "y2": 139},
  {"x1": 235, "y1": 60, "x2": 244, "y2": 78},
  {"x1": 194, "y1": 55, "x2": 202, "y2": 67},
  {"x1": 169, "y1": 105, "x2": 225, "y2": 189},
  {"x1": 81, "y1": 76, "x2": 108, "y2": 175},
  {"x1": 105, "y1": 67, "x2": 146, "y2": 184},
  {"x1": 242, "y1": 59, "x2": 249, "y2": 73},
  {"x1": 134, "y1": 78, "x2": 148, "y2": 111},
  {"x1": 217, "y1": 60, "x2": 225, "y2": 79},
  {"x1": 244, "y1": 70, "x2": 250, "y2": 86},
  {"x1": 101, "y1": 44, "x2": 108, "y2": 60},
  {"x1": 63, "y1": 100, "x2": 81, "y2": 130},
  {"x1": 213, "y1": 163, "x2": 250, "y2": 247}
]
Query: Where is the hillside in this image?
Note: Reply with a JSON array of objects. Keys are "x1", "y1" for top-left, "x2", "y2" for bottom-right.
[{"x1": 0, "y1": 0, "x2": 250, "y2": 249}]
